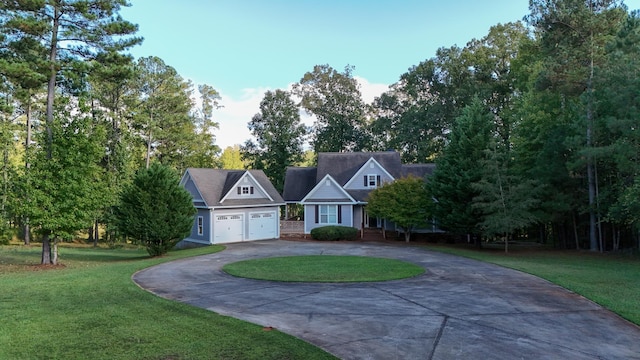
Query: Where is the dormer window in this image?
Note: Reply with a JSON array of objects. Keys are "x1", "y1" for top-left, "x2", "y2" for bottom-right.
[
  {"x1": 237, "y1": 186, "x2": 254, "y2": 195},
  {"x1": 364, "y1": 174, "x2": 381, "y2": 188}
]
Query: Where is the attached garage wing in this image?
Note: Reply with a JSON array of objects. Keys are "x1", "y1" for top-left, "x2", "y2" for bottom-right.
[
  {"x1": 248, "y1": 212, "x2": 277, "y2": 240},
  {"x1": 214, "y1": 214, "x2": 244, "y2": 244}
]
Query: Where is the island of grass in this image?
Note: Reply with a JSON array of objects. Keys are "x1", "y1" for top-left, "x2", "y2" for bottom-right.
[{"x1": 222, "y1": 255, "x2": 425, "y2": 282}]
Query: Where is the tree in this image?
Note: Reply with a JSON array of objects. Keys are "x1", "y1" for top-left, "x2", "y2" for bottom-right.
[
  {"x1": 427, "y1": 99, "x2": 494, "y2": 245},
  {"x1": 472, "y1": 142, "x2": 540, "y2": 253},
  {"x1": 366, "y1": 176, "x2": 432, "y2": 242},
  {"x1": 294, "y1": 64, "x2": 368, "y2": 152},
  {"x1": 220, "y1": 145, "x2": 246, "y2": 169},
  {"x1": 526, "y1": 0, "x2": 627, "y2": 251},
  {"x1": 0, "y1": 0, "x2": 141, "y2": 264},
  {"x1": 27, "y1": 113, "x2": 107, "y2": 264},
  {"x1": 131, "y1": 56, "x2": 193, "y2": 170},
  {"x1": 187, "y1": 84, "x2": 222, "y2": 168},
  {"x1": 241, "y1": 89, "x2": 306, "y2": 192},
  {"x1": 115, "y1": 163, "x2": 195, "y2": 256}
]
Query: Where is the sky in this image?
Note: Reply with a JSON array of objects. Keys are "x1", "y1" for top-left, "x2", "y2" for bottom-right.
[{"x1": 120, "y1": 0, "x2": 640, "y2": 149}]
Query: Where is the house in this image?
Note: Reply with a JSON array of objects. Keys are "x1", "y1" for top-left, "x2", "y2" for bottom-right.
[
  {"x1": 282, "y1": 151, "x2": 435, "y2": 234},
  {"x1": 179, "y1": 168, "x2": 285, "y2": 245}
]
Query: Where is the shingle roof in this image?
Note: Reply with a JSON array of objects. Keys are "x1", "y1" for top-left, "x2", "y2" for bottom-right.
[
  {"x1": 316, "y1": 151, "x2": 403, "y2": 185},
  {"x1": 282, "y1": 152, "x2": 436, "y2": 203},
  {"x1": 183, "y1": 168, "x2": 284, "y2": 207},
  {"x1": 401, "y1": 163, "x2": 436, "y2": 179},
  {"x1": 282, "y1": 167, "x2": 317, "y2": 202}
]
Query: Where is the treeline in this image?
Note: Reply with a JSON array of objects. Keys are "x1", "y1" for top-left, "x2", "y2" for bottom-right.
[
  {"x1": 1, "y1": 1, "x2": 639, "y2": 257},
  {"x1": 0, "y1": 1, "x2": 224, "y2": 262},
  {"x1": 243, "y1": 1, "x2": 640, "y2": 251}
]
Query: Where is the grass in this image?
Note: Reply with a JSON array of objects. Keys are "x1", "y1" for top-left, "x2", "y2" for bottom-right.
[
  {"x1": 427, "y1": 244, "x2": 640, "y2": 325},
  {"x1": 0, "y1": 243, "x2": 337, "y2": 360},
  {"x1": 222, "y1": 255, "x2": 425, "y2": 282}
]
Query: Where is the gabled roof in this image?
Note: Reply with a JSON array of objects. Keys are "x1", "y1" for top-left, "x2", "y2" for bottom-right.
[
  {"x1": 282, "y1": 151, "x2": 436, "y2": 203},
  {"x1": 182, "y1": 168, "x2": 284, "y2": 207},
  {"x1": 282, "y1": 167, "x2": 317, "y2": 202},
  {"x1": 301, "y1": 174, "x2": 356, "y2": 203},
  {"x1": 316, "y1": 152, "x2": 403, "y2": 185}
]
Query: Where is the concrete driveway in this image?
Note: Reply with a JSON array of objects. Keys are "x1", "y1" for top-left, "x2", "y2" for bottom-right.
[{"x1": 133, "y1": 240, "x2": 640, "y2": 360}]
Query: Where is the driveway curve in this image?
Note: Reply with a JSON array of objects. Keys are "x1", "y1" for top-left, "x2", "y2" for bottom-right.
[{"x1": 133, "y1": 240, "x2": 640, "y2": 360}]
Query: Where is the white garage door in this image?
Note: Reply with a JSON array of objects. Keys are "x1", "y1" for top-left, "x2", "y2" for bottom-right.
[
  {"x1": 248, "y1": 212, "x2": 277, "y2": 240},
  {"x1": 214, "y1": 214, "x2": 243, "y2": 244}
]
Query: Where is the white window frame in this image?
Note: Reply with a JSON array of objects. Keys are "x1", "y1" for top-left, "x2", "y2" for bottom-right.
[
  {"x1": 319, "y1": 205, "x2": 338, "y2": 224},
  {"x1": 197, "y1": 216, "x2": 203, "y2": 235},
  {"x1": 366, "y1": 174, "x2": 378, "y2": 188},
  {"x1": 240, "y1": 185, "x2": 253, "y2": 195}
]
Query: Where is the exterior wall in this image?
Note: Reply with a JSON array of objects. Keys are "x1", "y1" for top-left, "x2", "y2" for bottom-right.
[
  {"x1": 213, "y1": 206, "x2": 280, "y2": 243},
  {"x1": 345, "y1": 161, "x2": 394, "y2": 191},
  {"x1": 184, "y1": 208, "x2": 212, "y2": 245},
  {"x1": 225, "y1": 176, "x2": 266, "y2": 201},
  {"x1": 304, "y1": 204, "x2": 354, "y2": 233},
  {"x1": 310, "y1": 179, "x2": 350, "y2": 200}
]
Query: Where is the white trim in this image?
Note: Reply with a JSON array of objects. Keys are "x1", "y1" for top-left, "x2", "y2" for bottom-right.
[
  {"x1": 343, "y1": 157, "x2": 395, "y2": 188},
  {"x1": 197, "y1": 216, "x2": 204, "y2": 235},
  {"x1": 220, "y1": 171, "x2": 274, "y2": 203},
  {"x1": 300, "y1": 174, "x2": 356, "y2": 203}
]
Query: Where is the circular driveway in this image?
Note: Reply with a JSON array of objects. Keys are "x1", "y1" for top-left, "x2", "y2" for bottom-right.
[{"x1": 133, "y1": 240, "x2": 640, "y2": 360}]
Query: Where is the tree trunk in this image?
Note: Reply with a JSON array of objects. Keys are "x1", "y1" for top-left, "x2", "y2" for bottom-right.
[
  {"x1": 404, "y1": 230, "x2": 410, "y2": 243},
  {"x1": 93, "y1": 219, "x2": 99, "y2": 247},
  {"x1": 572, "y1": 212, "x2": 580, "y2": 250},
  {"x1": 41, "y1": 232, "x2": 51, "y2": 265},
  {"x1": 24, "y1": 97, "x2": 32, "y2": 246}
]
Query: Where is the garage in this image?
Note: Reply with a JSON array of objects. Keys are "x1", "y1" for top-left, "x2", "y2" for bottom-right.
[
  {"x1": 214, "y1": 214, "x2": 243, "y2": 244},
  {"x1": 248, "y1": 212, "x2": 277, "y2": 240}
]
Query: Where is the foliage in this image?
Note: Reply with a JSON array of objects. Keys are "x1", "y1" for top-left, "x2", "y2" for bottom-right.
[
  {"x1": 428, "y1": 99, "x2": 494, "y2": 238},
  {"x1": 472, "y1": 143, "x2": 541, "y2": 252},
  {"x1": 241, "y1": 89, "x2": 307, "y2": 192},
  {"x1": 222, "y1": 255, "x2": 424, "y2": 282},
  {"x1": 0, "y1": 244, "x2": 335, "y2": 359},
  {"x1": 115, "y1": 163, "x2": 196, "y2": 256},
  {"x1": 25, "y1": 114, "x2": 107, "y2": 262},
  {"x1": 366, "y1": 176, "x2": 432, "y2": 242},
  {"x1": 294, "y1": 64, "x2": 369, "y2": 152},
  {"x1": 220, "y1": 145, "x2": 246, "y2": 169},
  {"x1": 310, "y1": 226, "x2": 358, "y2": 241}
]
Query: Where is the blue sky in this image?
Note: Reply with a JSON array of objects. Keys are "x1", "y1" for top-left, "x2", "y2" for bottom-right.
[{"x1": 120, "y1": 0, "x2": 640, "y2": 148}]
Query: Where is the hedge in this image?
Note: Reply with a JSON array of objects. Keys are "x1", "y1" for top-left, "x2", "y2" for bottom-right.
[{"x1": 310, "y1": 226, "x2": 358, "y2": 241}]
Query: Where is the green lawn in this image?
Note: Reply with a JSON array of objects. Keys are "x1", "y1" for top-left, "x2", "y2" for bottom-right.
[
  {"x1": 223, "y1": 255, "x2": 425, "y2": 282},
  {"x1": 0, "y1": 244, "x2": 336, "y2": 360},
  {"x1": 427, "y1": 244, "x2": 640, "y2": 325}
]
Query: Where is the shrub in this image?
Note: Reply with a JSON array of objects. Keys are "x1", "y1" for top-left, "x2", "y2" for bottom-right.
[{"x1": 310, "y1": 226, "x2": 358, "y2": 241}]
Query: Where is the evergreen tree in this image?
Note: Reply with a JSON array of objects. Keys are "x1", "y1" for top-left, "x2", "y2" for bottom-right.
[
  {"x1": 427, "y1": 99, "x2": 493, "y2": 245},
  {"x1": 115, "y1": 163, "x2": 196, "y2": 256}
]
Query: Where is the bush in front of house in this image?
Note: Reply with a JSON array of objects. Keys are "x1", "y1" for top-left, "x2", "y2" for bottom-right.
[{"x1": 310, "y1": 226, "x2": 358, "y2": 241}]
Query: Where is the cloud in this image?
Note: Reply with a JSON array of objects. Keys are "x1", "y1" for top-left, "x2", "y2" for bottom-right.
[{"x1": 213, "y1": 77, "x2": 390, "y2": 149}]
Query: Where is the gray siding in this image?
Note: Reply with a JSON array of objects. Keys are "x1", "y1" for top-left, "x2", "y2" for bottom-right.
[
  {"x1": 309, "y1": 179, "x2": 349, "y2": 200},
  {"x1": 304, "y1": 204, "x2": 354, "y2": 233},
  {"x1": 189, "y1": 208, "x2": 210, "y2": 243}
]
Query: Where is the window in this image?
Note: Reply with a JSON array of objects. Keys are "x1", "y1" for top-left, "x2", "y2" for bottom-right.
[
  {"x1": 364, "y1": 174, "x2": 381, "y2": 188},
  {"x1": 315, "y1": 205, "x2": 342, "y2": 224},
  {"x1": 237, "y1": 186, "x2": 254, "y2": 195},
  {"x1": 319, "y1": 205, "x2": 337, "y2": 224},
  {"x1": 197, "y1": 216, "x2": 203, "y2": 235}
]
